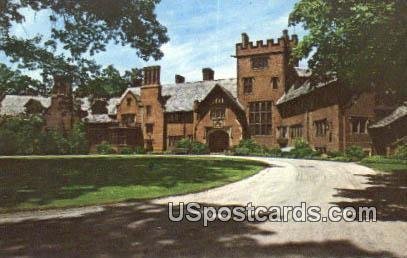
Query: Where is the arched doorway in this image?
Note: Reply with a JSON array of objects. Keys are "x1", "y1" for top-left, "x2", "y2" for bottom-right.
[{"x1": 208, "y1": 130, "x2": 229, "y2": 152}]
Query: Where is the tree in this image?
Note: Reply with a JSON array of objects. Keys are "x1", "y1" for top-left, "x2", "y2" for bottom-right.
[
  {"x1": 289, "y1": 0, "x2": 407, "y2": 98},
  {"x1": 0, "y1": 0, "x2": 169, "y2": 85},
  {"x1": 0, "y1": 63, "x2": 47, "y2": 95},
  {"x1": 75, "y1": 65, "x2": 142, "y2": 97}
]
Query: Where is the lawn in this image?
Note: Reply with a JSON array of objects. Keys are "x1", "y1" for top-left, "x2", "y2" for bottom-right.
[
  {"x1": 360, "y1": 157, "x2": 406, "y2": 173},
  {"x1": 0, "y1": 155, "x2": 267, "y2": 212}
]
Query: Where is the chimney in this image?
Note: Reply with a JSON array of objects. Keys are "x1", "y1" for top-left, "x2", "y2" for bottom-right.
[
  {"x1": 202, "y1": 68, "x2": 214, "y2": 81},
  {"x1": 143, "y1": 65, "x2": 160, "y2": 86},
  {"x1": 52, "y1": 75, "x2": 72, "y2": 96},
  {"x1": 241, "y1": 33, "x2": 249, "y2": 48},
  {"x1": 175, "y1": 74, "x2": 185, "y2": 84}
]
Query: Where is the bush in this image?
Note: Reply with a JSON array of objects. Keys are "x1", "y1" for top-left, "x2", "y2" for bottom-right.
[
  {"x1": 173, "y1": 138, "x2": 209, "y2": 155},
  {"x1": 394, "y1": 144, "x2": 407, "y2": 160},
  {"x1": 267, "y1": 147, "x2": 282, "y2": 157},
  {"x1": 119, "y1": 147, "x2": 134, "y2": 155},
  {"x1": 134, "y1": 146, "x2": 146, "y2": 154},
  {"x1": 277, "y1": 137, "x2": 288, "y2": 147},
  {"x1": 331, "y1": 156, "x2": 352, "y2": 162},
  {"x1": 96, "y1": 142, "x2": 116, "y2": 154},
  {"x1": 327, "y1": 150, "x2": 343, "y2": 158},
  {"x1": 344, "y1": 145, "x2": 366, "y2": 161},
  {"x1": 0, "y1": 129, "x2": 18, "y2": 155},
  {"x1": 233, "y1": 139, "x2": 268, "y2": 156},
  {"x1": 234, "y1": 147, "x2": 251, "y2": 156},
  {"x1": 190, "y1": 141, "x2": 210, "y2": 154},
  {"x1": 38, "y1": 129, "x2": 70, "y2": 155},
  {"x1": 289, "y1": 138, "x2": 316, "y2": 158},
  {"x1": 67, "y1": 122, "x2": 89, "y2": 154}
]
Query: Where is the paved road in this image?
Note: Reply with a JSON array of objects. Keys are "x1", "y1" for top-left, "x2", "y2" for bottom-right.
[{"x1": 1, "y1": 157, "x2": 406, "y2": 257}]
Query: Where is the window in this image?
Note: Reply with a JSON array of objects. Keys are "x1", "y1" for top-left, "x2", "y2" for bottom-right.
[
  {"x1": 251, "y1": 56, "x2": 268, "y2": 69},
  {"x1": 249, "y1": 101, "x2": 272, "y2": 135},
  {"x1": 315, "y1": 147, "x2": 327, "y2": 154},
  {"x1": 111, "y1": 132, "x2": 126, "y2": 145},
  {"x1": 351, "y1": 117, "x2": 368, "y2": 134},
  {"x1": 167, "y1": 112, "x2": 193, "y2": 123},
  {"x1": 271, "y1": 77, "x2": 279, "y2": 89},
  {"x1": 243, "y1": 77, "x2": 253, "y2": 94},
  {"x1": 146, "y1": 105, "x2": 152, "y2": 116},
  {"x1": 278, "y1": 126, "x2": 288, "y2": 138},
  {"x1": 213, "y1": 97, "x2": 224, "y2": 104},
  {"x1": 146, "y1": 123, "x2": 153, "y2": 134},
  {"x1": 314, "y1": 119, "x2": 329, "y2": 137},
  {"x1": 121, "y1": 113, "x2": 135, "y2": 126},
  {"x1": 210, "y1": 107, "x2": 225, "y2": 120},
  {"x1": 290, "y1": 124, "x2": 303, "y2": 138},
  {"x1": 126, "y1": 97, "x2": 132, "y2": 106}
]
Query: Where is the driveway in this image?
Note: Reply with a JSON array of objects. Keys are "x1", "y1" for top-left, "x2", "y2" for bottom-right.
[{"x1": 0, "y1": 157, "x2": 406, "y2": 257}]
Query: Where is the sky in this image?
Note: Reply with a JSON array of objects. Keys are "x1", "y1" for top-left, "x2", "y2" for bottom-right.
[{"x1": 0, "y1": 0, "x2": 307, "y2": 84}]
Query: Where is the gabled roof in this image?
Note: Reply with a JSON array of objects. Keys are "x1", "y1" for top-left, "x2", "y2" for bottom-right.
[
  {"x1": 119, "y1": 79, "x2": 238, "y2": 113},
  {"x1": 83, "y1": 114, "x2": 116, "y2": 124},
  {"x1": 161, "y1": 78, "x2": 237, "y2": 112},
  {"x1": 276, "y1": 79, "x2": 336, "y2": 105},
  {"x1": 0, "y1": 95, "x2": 51, "y2": 116},
  {"x1": 370, "y1": 103, "x2": 407, "y2": 129}
]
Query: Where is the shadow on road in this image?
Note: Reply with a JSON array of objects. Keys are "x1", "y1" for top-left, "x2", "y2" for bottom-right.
[
  {"x1": 0, "y1": 202, "x2": 396, "y2": 257},
  {"x1": 332, "y1": 168, "x2": 407, "y2": 221}
]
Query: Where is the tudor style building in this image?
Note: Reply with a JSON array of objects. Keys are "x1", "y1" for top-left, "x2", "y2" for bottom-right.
[{"x1": 0, "y1": 30, "x2": 405, "y2": 154}]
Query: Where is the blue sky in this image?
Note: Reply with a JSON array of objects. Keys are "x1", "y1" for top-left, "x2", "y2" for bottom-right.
[{"x1": 1, "y1": 0, "x2": 307, "y2": 84}]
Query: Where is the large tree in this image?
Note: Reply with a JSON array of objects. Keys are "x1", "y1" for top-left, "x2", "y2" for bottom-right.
[
  {"x1": 0, "y1": 63, "x2": 46, "y2": 95},
  {"x1": 289, "y1": 0, "x2": 406, "y2": 98},
  {"x1": 0, "y1": 0, "x2": 168, "y2": 86}
]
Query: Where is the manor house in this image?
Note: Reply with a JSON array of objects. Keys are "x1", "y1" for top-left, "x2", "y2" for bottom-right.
[{"x1": 1, "y1": 30, "x2": 405, "y2": 154}]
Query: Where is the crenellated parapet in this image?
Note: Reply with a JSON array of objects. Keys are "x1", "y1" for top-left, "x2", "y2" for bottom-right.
[{"x1": 236, "y1": 30, "x2": 298, "y2": 57}]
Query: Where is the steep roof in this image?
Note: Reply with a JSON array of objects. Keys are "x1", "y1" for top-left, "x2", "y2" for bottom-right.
[
  {"x1": 276, "y1": 79, "x2": 336, "y2": 105},
  {"x1": 0, "y1": 95, "x2": 51, "y2": 116},
  {"x1": 121, "y1": 79, "x2": 238, "y2": 113},
  {"x1": 162, "y1": 78, "x2": 237, "y2": 112},
  {"x1": 370, "y1": 103, "x2": 407, "y2": 129}
]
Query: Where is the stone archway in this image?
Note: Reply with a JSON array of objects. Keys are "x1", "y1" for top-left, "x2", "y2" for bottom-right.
[{"x1": 208, "y1": 130, "x2": 229, "y2": 153}]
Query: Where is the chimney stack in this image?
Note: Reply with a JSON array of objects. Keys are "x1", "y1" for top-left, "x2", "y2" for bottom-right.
[
  {"x1": 175, "y1": 74, "x2": 185, "y2": 84},
  {"x1": 241, "y1": 33, "x2": 249, "y2": 48},
  {"x1": 143, "y1": 65, "x2": 161, "y2": 86},
  {"x1": 202, "y1": 68, "x2": 214, "y2": 81},
  {"x1": 52, "y1": 75, "x2": 72, "y2": 96}
]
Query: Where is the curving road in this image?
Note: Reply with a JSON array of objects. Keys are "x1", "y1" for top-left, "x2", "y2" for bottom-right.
[{"x1": 1, "y1": 157, "x2": 406, "y2": 257}]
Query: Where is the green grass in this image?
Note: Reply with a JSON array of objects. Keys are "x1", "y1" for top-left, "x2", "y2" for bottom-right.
[
  {"x1": 0, "y1": 155, "x2": 267, "y2": 212},
  {"x1": 360, "y1": 157, "x2": 407, "y2": 173}
]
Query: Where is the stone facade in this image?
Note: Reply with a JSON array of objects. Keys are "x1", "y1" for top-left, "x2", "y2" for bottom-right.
[{"x1": 0, "y1": 30, "x2": 404, "y2": 154}]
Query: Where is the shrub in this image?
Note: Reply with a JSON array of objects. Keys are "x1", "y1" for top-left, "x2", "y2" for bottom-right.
[
  {"x1": 232, "y1": 139, "x2": 268, "y2": 156},
  {"x1": 119, "y1": 147, "x2": 134, "y2": 154},
  {"x1": 277, "y1": 137, "x2": 288, "y2": 147},
  {"x1": 190, "y1": 141, "x2": 210, "y2": 154},
  {"x1": 38, "y1": 129, "x2": 70, "y2": 155},
  {"x1": 96, "y1": 142, "x2": 116, "y2": 154},
  {"x1": 67, "y1": 122, "x2": 89, "y2": 154},
  {"x1": 394, "y1": 144, "x2": 407, "y2": 160},
  {"x1": 173, "y1": 138, "x2": 209, "y2": 155},
  {"x1": 234, "y1": 147, "x2": 251, "y2": 156},
  {"x1": 267, "y1": 147, "x2": 282, "y2": 157},
  {"x1": 0, "y1": 129, "x2": 18, "y2": 155},
  {"x1": 344, "y1": 145, "x2": 366, "y2": 161},
  {"x1": 331, "y1": 156, "x2": 352, "y2": 162},
  {"x1": 289, "y1": 138, "x2": 316, "y2": 158},
  {"x1": 327, "y1": 150, "x2": 343, "y2": 158},
  {"x1": 134, "y1": 146, "x2": 146, "y2": 154}
]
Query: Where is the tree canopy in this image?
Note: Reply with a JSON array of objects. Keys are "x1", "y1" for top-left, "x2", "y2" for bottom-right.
[
  {"x1": 0, "y1": 63, "x2": 46, "y2": 95},
  {"x1": 0, "y1": 0, "x2": 168, "y2": 87},
  {"x1": 289, "y1": 0, "x2": 406, "y2": 98}
]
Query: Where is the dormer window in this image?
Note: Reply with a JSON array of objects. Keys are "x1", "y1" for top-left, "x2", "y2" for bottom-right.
[{"x1": 251, "y1": 56, "x2": 268, "y2": 69}]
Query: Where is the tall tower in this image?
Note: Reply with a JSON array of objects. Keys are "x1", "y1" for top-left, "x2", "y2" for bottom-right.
[{"x1": 235, "y1": 30, "x2": 298, "y2": 147}]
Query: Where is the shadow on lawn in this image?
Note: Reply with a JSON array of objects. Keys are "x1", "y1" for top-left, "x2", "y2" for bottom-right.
[
  {"x1": 0, "y1": 201, "x2": 396, "y2": 258},
  {"x1": 0, "y1": 157, "x2": 264, "y2": 210},
  {"x1": 332, "y1": 168, "x2": 407, "y2": 221}
]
